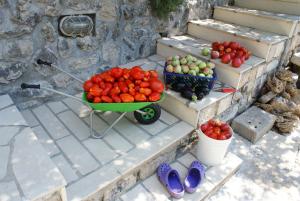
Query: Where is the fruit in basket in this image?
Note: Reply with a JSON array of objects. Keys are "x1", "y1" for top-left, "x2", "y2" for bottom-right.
[
  {"x1": 182, "y1": 65, "x2": 189, "y2": 74},
  {"x1": 201, "y1": 48, "x2": 210, "y2": 56},
  {"x1": 166, "y1": 65, "x2": 174, "y2": 73},
  {"x1": 200, "y1": 119, "x2": 232, "y2": 140},
  {"x1": 188, "y1": 70, "x2": 197, "y2": 76},
  {"x1": 172, "y1": 59, "x2": 180, "y2": 66},
  {"x1": 180, "y1": 58, "x2": 187, "y2": 65},
  {"x1": 174, "y1": 65, "x2": 182, "y2": 73},
  {"x1": 207, "y1": 62, "x2": 215, "y2": 69},
  {"x1": 198, "y1": 61, "x2": 206, "y2": 69}
]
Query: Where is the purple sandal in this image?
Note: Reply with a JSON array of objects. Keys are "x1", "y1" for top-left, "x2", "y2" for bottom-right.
[
  {"x1": 184, "y1": 161, "x2": 205, "y2": 193},
  {"x1": 157, "y1": 163, "x2": 184, "y2": 199}
]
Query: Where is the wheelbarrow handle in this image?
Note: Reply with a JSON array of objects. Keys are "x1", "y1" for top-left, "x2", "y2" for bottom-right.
[
  {"x1": 37, "y1": 59, "x2": 52, "y2": 66},
  {"x1": 21, "y1": 83, "x2": 40, "y2": 89}
]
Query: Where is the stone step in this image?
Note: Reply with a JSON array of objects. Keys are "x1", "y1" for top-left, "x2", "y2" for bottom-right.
[
  {"x1": 0, "y1": 94, "x2": 66, "y2": 201},
  {"x1": 235, "y1": 0, "x2": 300, "y2": 16},
  {"x1": 291, "y1": 52, "x2": 300, "y2": 66},
  {"x1": 119, "y1": 152, "x2": 243, "y2": 201},
  {"x1": 160, "y1": 85, "x2": 234, "y2": 127},
  {"x1": 214, "y1": 6, "x2": 299, "y2": 37},
  {"x1": 157, "y1": 35, "x2": 271, "y2": 89},
  {"x1": 188, "y1": 19, "x2": 288, "y2": 62}
]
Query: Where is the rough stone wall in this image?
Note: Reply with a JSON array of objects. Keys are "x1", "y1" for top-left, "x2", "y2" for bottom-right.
[{"x1": 0, "y1": 0, "x2": 229, "y2": 108}]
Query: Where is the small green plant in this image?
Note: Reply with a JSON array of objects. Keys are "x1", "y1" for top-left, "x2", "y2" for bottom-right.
[{"x1": 149, "y1": 0, "x2": 184, "y2": 19}]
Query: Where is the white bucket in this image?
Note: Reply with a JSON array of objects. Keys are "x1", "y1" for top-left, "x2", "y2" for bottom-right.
[{"x1": 195, "y1": 128, "x2": 233, "y2": 166}]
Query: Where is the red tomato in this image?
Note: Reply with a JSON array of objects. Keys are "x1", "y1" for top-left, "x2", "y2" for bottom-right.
[
  {"x1": 221, "y1": 124, "x2": 230, "y2": 132},
  {"x1": 110, "y1": 67, "x2": 123, "y2": 78},
  {"x1": 83, "y1": 80, "x2": 93, "y2": 92},
  {"x1": 148, "y1": 92, "x2": 161, "y2": 102},
  {"x1": 150, "y1": 79, "x2": 164, "y2": 93},
  {"x1": 101, "y1": 96, "x2": 113, "y2": 103},
  {"x1": 104, "y1": 75, "x2": 115, "y2": 83},
  {"x1": 139, "y1": 88, "x2": 152, "y2": 96},
  {"x1": 99, "y1": 81, "x2": 106, "y2": 89},
  {"x1": 134, "y1": 93, "x2": 147, "y2": 102},
  {"x1": 120, "y1": 93, "x2": 134, "y2": 103},
  {"x1": 217, "y1": 134, "x2": 227, "y2": 140},
  {"x1": 200, "y1": 123, "x2": 209, "y2": 132},
  {"x1": 89, "y1": 85, "x2": 102, "y2": 97},
  {"x1": 213, "y1": 127, "x2": 221, "y2": 135},
  {"x1": 129, "y1": 88, "x2": 136, "y2": 96},
  {"x1": 93, "y1": 97, "x2": 101, "y2": 103},
  {"x1": 130, "y1": 69, "x2": 144, "y2": 80},
  {"x1": 91, "y1": 75, "x2": 102, "y2": 84},
  {"x1": 110, "y1": 86, "x2": 121, "y2": 95},
  {"x1": 105, "y1": 83, "x2": 113, "y2": 90},
  {"x1": 149, "y1": 70, "x2": 158, "y2": 79},
  {"x1": 132, "y1": 66, "x2": 142, "y2": 71},
  {"x1": 205, "y1": 128, "x2": 213, "y2": 136},
  {"x1": 86, "y1": 92, "x2": 94, "y2": 102},
  {"x1": 111, "y1": 94, "x2": 121, "y2": 103},
  {"x1": 140, "y1": 82, "x2": 150, "y2": 88},
  {"x1": 135, "y1": 80, "x2": 142, "y2": 85},
  {"x1": 210, "y1": 133, "x2": 218, "y2": 140}
]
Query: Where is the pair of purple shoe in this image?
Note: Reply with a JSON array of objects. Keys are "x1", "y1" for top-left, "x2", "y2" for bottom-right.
[{"x1": 157, "y1": 161, "x2": 205, "y2": 199}]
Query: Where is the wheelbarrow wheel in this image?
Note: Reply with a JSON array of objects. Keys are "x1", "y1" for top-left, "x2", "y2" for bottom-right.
[{"x1": 134, "y1": 104, "x2": 161, "y2": 125}]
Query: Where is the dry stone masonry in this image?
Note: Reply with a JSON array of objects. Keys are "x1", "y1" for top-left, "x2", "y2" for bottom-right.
[{"x1": 0, "y1": 0, "x2": 230, "y2": 108}]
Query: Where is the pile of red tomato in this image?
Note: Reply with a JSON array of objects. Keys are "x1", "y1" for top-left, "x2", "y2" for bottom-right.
[
  {"x1": 200, "y1": 119, "x2": 232, "y2": 140},
  {"x1": 210, "y1": 41, "x2": 251, "y2": 68},
  {"x1": 83, "y1": 66, "x2": 164, "y2": 103}
]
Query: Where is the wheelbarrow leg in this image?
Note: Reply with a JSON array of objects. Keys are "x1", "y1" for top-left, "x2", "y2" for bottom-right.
[{"x1": 90, "y1": 111, "x2": 127, "y2": 139}]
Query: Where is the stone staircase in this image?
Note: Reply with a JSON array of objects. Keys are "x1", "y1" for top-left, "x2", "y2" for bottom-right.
[{"x1": 2, "y1": 1, "x2": 300, "y2": 201}]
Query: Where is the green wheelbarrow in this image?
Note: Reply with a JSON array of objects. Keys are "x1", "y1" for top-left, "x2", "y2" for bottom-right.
[{"x1": 21, "y1": 59, "x2": 165, "y2": 139}]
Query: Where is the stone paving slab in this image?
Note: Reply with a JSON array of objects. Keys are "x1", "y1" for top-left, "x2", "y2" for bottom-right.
[
  {"x1": 32, "y1": 105, "x2": 70, "y2": 140},
  {"x1": 121, "y1": 184, "x2": 154, "y2": 201},
  {"x1": 0, "y1": 146, "x2": 10, "y2": 180},
  {"x1": 83, "y1": 114, "x2": 133, "y2": 154},
  {"x1": 58, "y1": 110, "x2": 90, "y2": 141},
  {"x1": 125, "y1": 112, "x2": 168, "y2": 136},
  {"x1": 83, "y1": 138, "x2": 118, "y2": 165},
  {"x1": 56, "y1": 135, "x2": 100, "y2": 176},
  {"x1": 52, "y1": 154, "x2": 79, "y2": 184},
  {"x1": 143, "y1": 175, "x2": 171, "y2": 201},
  {"x1": 12, "y1": 127, "x2": 66, "y2": 200},
  {"x1": 160, "y1": 109, "x2": 179, "y2": 125},
  {"x1": 0, "y1": 127, "x2": 20, "y2": 146},
  {"x1": 0, "y1": 94, "x2": 13, "y2": 110},
  {"x1": 101, "y1": 112, "x2": 151, "y2": 145},
  {"x1": 0, "y1": 181, "x2": 21, "y2": 201},
  {"x1": 47, "y1": 101, "x2": 68, "y2": 114},
  {"x1": 32, "y1": 126, "x2": 60, "y2": 157},
  {"x1": 0, "y1": 106, "x2": 28, "y2": 126},
  {"x1": 21, "y1": 109, "x2": 39, "y2": 127}
]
